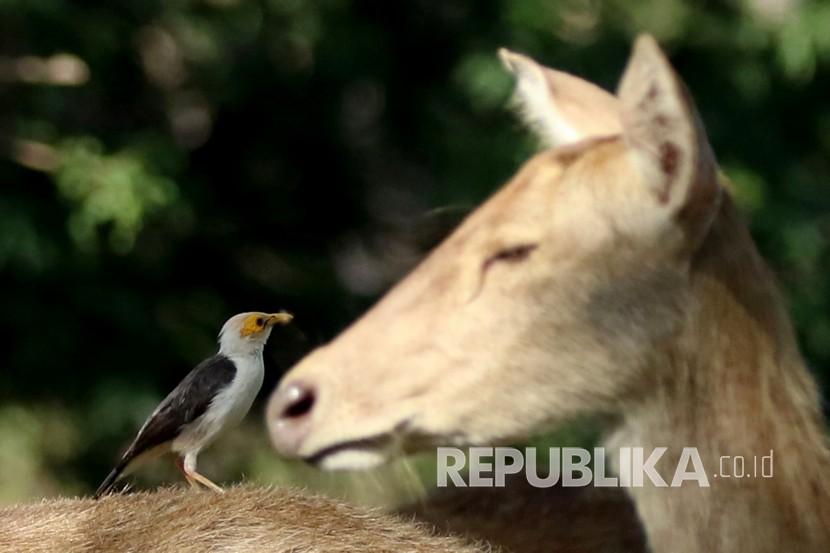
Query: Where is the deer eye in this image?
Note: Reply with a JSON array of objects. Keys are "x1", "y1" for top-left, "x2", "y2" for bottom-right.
[{"x1": 483, "y1": 243, "x2": 538, "y2": 271}]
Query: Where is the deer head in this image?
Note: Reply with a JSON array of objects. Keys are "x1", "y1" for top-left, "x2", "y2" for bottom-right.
[{"x1": 267, "y1": 35, "x2": 722, "y2": 469}]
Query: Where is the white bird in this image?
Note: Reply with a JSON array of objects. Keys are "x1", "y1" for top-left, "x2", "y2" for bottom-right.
[{"x1": 95, "y1": 311, "x2": 293, "y2": 498}]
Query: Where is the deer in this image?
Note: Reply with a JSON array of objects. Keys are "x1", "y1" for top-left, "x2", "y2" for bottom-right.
[
  {"x1": 1, "y1": 34, "x2": 827, "y2": 553},
  {"x1": 266, "y1": 34, "x2": 830, "y2": 552}
]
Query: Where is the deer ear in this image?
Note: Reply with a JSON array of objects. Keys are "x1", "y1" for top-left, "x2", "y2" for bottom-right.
[
  {"x1": 499, "y1": 48, "x2": 621, "y2": 147},
  {"x1": 617, "y1": 35, "x2": 720, "y2": 235}
]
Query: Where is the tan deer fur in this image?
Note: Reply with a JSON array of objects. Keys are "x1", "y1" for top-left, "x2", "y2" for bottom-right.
[
  {"x1": 0, "y1": 485, "x2": 493, "y2": 553},
  {"x1": 268, "y1": 35, "x2": 830, "y2": 551}
]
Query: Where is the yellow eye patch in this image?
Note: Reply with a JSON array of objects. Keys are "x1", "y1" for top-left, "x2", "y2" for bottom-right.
[
  {"x1": 239, "y1": 312, "x2": 294, "y2": 337},
  {"x1": 240, "y1": 314, "x2": 268, "y2": 337}
]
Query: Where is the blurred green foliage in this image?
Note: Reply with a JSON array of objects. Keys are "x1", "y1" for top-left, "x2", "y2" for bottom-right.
[{"x1": 1, "y1": 0, "x2": 829, "y2": 503}]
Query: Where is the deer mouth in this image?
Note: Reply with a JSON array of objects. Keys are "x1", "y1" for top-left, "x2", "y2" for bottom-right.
[
  {"x1": 301, "y1": 418, "x2": 424, "y2": 470},
  {"x1": 302, "y1": 420, "x2": 470, "y2": 471},
  {"x1": 303, "y1": 433, "x2": 397, "y2": 470}
]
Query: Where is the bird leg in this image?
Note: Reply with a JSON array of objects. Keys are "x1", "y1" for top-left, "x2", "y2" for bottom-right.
[
  {"x1": 176, "y1": 456, "x2": 224, "y2": 493},
  {"x1": 175, "y1": 457, "x2": 200, "y2": 490},
  {"x1": 187, "y1": 471, "x2": 225, "y2": 493}
]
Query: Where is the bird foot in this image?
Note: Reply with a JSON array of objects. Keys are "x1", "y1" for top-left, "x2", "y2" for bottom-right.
[
  {"x1": 176, "y1": 457, "x2": 224, "y2": 493},
  {"x1": 189, "y1": 471, "x2": 225, "y2": 493}
]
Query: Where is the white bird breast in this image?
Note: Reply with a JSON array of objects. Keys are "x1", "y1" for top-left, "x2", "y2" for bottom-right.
[{"x1": 172, "y1": 353, "x2": 265, "y2": 455}]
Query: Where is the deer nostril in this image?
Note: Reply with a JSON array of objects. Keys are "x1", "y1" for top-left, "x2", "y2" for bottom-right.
[
  {"x1": 280, "y1": 382, "x2": 316, "y2": 419},
  {"x1": 268, "y1": 379, "x2": 317, "y2": 457},
  {"x1": 283, "y1": 388, "x2": 315, "y2": 418}
]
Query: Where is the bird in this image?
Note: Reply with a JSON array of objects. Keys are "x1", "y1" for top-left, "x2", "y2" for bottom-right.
[{"x1": 94, "y1": 311, "x2": 293, "y2": 498}]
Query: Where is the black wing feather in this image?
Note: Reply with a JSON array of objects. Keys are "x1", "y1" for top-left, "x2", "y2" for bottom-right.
[
  {"x1": 94, "y1": 354, "x2": 236, "y2": 498},
  {"x1": 129, "y1": 354, "x2": 236, "y2": 454}
]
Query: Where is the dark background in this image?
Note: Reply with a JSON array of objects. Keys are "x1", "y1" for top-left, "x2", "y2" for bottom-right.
[{"x1": 1, "y1": 0, "x2": 829, "y2": 502}]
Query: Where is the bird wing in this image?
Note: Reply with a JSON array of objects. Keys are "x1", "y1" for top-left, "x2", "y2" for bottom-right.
[
  {"x1": 95, "y1": 354, "x2": 236, "y2": 497},
  {"x1": 128, "y1": 353, "x2": 237, "y2": 456}
]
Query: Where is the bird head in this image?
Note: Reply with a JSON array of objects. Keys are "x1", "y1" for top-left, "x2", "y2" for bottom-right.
[{"x1": 218, "y1": 311, "x2": 293, "y2": 355}]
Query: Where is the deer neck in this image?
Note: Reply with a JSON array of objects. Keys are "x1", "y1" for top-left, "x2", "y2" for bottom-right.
[{"x1": 608, "y1": 196, "x2": 830, "y2": 552}]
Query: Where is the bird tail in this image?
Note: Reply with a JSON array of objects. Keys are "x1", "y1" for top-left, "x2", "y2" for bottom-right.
[{"x1": 94, "y1": 459, "x2": 129, "y2": 499}]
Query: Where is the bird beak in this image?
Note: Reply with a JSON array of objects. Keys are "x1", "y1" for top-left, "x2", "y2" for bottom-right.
[{"x1": 267, "y1": 312, "x2": 293, "y2": 326}]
